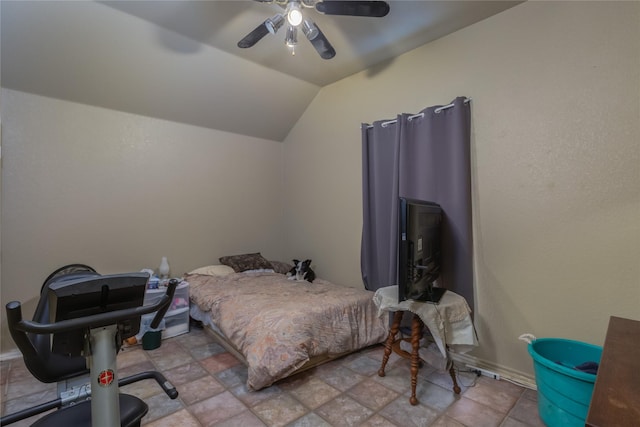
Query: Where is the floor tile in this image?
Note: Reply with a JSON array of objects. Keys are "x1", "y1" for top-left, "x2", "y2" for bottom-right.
[
  {"x1": 5, "y1": 378, "x2": 56, "y2": 401},
  {"x1": 215, "y1": 363, "x2": 248, "y2": 388},
  {"x1": 378, "y1": 394, "x2": 440, "y2": 427},
  {"x1": 216, "y1": 410, "x2": 267, "y2": 427},
  {"x1": 287, "y1": 412, "x2": 333, "y2": 427},
  {"x1": 445, "y1": 396, "x2": 505, "y2": 427},
  {"x1": 118, "y1": 347, "x2": 151, "y2": 369},
  {"x1": 7, "y1": 360, "x2": 34, "y2": 384},
  {"x1": 142, "y1": 390, "x2": 185, "y2": 424},
  {"x1": 501, "y1": 418, "x2": 533, "y2": 427},
  {"x1": 188, "y1": 390, "x2": 247, "y2": 426},
  {"x1": 146, "y1": 341, "x2": 193, "y2": 371},
  {"x1": 313, "y1": 363, "x2": 366, "y2": 392},
  {"x1": 190, "y1": 342, "x2": 227, "y2": 360},
  {"x1": 462, "y1": 378, "x2": 520, "y2": 414},
  {"x1": 344, "y1": 354, "x2": 383, "y2": 376},
  {"x1": 1, "y1": 360, "x2": 11, "y2": 385},
  {"x1": 145, "y1": 408, "x2": 200, "y2": 427},
  {"x1": 347, "y1": 378, "x2": 400, "y2": 411},
  {"x1": 428, "y1": 415, "x2": 466, "y2": 427},
  {"x1": 229, "y1": 382, "x2": 283, "y2": 407},
  {"x1": 508, "y1": 394, "x2": 545, "y2": 427},
  {"x1": 372, "y1": 364, "x2": 416, "y2": 394},
  {"x1": 252, "y1": 393, "x2": 309, "y2": 427},
  {"x1": 200, "y1": 352, "x2": 243, "y2": 375},
  {"x1": 316, "y1": 394, "x2": 374, "y2": 426},
  {"x1": 286, "y1": 377, "x2": 341, "y2": 409},
  {"x1": 177, "y1": 375, "x2": 226, "y2": 406},
  {"x1": 3, "y1": 388, "x2": 58, "y2": 415},
  {"x1": 411, "y1": 380, "x2": 460, "y2": 412},
  {"x1": 359, "y1": 414, "x2": 399, "y2": 427},
  {"x1": 162, "y1": 361, "x2": 208, "y2": 386}
]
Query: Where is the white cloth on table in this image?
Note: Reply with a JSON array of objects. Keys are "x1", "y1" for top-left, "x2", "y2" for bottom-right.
[{"x1": 373, "y1": 285, "x2": 478, "y2": 358}]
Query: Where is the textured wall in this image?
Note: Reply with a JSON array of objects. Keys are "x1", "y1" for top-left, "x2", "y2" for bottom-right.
[
  {"x1": 1, "y1": 90, "x2": 285, "y2": 352},
  {"x1": 283, "y1": 1, "x2": 640, "y2": 377}
]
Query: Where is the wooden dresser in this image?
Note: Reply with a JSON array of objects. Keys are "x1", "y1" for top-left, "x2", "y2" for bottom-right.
[{"x1": 586, "y1": 316, "x2": 640, "y2": 427}]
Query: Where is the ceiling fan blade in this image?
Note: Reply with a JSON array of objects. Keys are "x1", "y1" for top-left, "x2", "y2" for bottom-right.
[
  {"x1": 304, "y1": 23, "x2": 336, "y2": 60},
  {"x1": 237, "y1": 22, "x2": 270, "y2": 48},
  {"x1": 315, "y1": 1, "x2": 390, "y2": 17}
]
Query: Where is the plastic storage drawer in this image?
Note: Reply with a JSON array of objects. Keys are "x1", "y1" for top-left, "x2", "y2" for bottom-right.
[
  {"x1": 144, "y1": 281, "x2": 189, "y2": 309},
  {"x1": 140, "y1": 280, "x2": 190, "y2": 340},
  {"x1": 162, "y1": 307, "x2": 190, "y2": 339}
]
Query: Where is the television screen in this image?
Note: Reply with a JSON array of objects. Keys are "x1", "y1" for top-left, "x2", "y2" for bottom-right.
[{"x1": 398, "y1": 197, "x2": 445, "y2": 303}]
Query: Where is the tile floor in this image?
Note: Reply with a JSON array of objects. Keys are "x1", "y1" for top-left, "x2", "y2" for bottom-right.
[{"x1": 1, "y1": 327, "x2": 545, "y2": 427}]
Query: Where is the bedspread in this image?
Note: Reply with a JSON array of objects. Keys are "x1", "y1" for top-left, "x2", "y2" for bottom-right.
[{"x1": 187, "y1": 272, "x2": 388, "y2": 390}]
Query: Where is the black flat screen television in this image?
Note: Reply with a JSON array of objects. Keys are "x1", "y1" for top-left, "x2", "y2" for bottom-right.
[{"x1": 398, "y1": 197, "x2": 445, "y2": 304}]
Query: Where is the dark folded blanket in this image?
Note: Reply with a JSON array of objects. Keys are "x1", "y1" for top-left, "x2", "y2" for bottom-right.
[
  {"x1": 574, "y1": 361, "x2": 599, "y2": 375},
  {"x1": 555, "y1": 360, "x2": 599, "y2": 374}
]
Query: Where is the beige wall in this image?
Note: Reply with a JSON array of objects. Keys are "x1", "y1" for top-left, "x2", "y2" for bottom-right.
[
  {"x1": 0, "y1": 90, "x2": 285, "y2": 352},
  {"x1": 283, "y1": 1, "x2": 640, "y2": 378}
]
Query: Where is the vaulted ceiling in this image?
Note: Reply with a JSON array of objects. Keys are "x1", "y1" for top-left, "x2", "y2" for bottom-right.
[{"x1": 1, "y1": 1, "x2": 521, "y2": 141}]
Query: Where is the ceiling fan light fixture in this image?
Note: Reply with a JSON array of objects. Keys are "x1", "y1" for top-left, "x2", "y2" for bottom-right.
[
  {"x1": 286, "y1": 1, "x2": 303, "y2": 26},
  {"x1": 285, "y1": 25, "x2": 298, "y2": 55},
  {"x1": 238, "y1": 0, "x2": 390, "y2": 59},
  {"x1": 285, "y1": 26, "x2": 297, "y2": 45},
  {"x1": 265, "y1": 14, "x2": 285, "y2": 34},
  {"x1": 301, "y1": 19, "x2": 319, "y2": 40}
]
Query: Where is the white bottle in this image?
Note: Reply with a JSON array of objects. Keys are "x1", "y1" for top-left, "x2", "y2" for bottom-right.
[{"x1": 159, "y1": 256, "x2": 170, "y2": 279}]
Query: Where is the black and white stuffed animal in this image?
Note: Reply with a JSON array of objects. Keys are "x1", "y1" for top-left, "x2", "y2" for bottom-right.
[{"x1": 286, "y1": 259, "x2": 315, "y2": 283}]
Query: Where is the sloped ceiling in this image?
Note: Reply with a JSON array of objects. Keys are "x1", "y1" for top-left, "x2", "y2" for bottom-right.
[{"x1": 1, "y1": 1, "x2": 521, "y2": 141}]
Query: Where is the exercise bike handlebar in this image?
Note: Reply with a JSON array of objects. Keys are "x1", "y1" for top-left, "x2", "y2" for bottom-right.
[
  {"x1": 150, "y1": 278, "x2": 180, "y2": 329},
  {"x1": 5, "y1": 279, "x2": 179, "y2": 337}
]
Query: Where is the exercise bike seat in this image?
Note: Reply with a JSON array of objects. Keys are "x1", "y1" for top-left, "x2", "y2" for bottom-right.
[{"x1": 31, "y1": 394, "x2": 147, "y2": 427}]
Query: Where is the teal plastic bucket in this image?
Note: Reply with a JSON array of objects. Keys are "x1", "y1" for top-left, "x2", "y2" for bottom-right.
[{"x1": 527, "y1": 338, "x2": 602, "y2": 427}]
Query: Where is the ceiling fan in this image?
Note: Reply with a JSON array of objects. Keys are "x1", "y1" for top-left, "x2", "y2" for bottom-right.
[{"x1": 238, "y1": 0, "x2": 390, "y2": 59}]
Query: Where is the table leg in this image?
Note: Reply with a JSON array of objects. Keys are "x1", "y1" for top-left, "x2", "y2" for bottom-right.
[
  {"x1": 409, "y1": 314, "x2": 422, "y2": 405},
  {"x1": 378, "y1": 311, "x2": 403, "y2": 377},
  {"x1": 449, "y1": 363, "x2": 461, "y2": 394}
]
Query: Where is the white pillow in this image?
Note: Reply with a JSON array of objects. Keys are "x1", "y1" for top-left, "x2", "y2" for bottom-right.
[{"x1": 188, "y1": 265, "x2": 235, "y2": 276}]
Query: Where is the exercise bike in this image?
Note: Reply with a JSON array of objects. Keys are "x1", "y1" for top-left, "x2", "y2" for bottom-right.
[{"x1": 2, "y1": 265, "x2": 179, "y2": 427}]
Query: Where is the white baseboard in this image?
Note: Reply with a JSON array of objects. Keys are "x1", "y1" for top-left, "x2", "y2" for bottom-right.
[
  {"x1": 0, "y1": 349, "x2": 22, "y2": 362},
  {"x1": 450, "y1": 352, "x2": 538, "y2": 390}
]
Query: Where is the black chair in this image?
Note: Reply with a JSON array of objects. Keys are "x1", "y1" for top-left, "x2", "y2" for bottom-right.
[
  {"x1": 1, "y1": 266, "x2": 179, "y2": 427},
  {"x1": 22, "y1": 264, "x2": 97, "y2": 384}
]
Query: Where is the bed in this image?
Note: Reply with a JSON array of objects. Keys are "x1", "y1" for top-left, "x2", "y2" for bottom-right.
[{"x1": 186, "y1": 254, "x2": 388, "y2": 391}]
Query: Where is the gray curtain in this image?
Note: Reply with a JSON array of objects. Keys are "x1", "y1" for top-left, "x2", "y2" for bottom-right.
[{"x1": 361, "y1": 96, "x2": 474, "y2": 309}]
